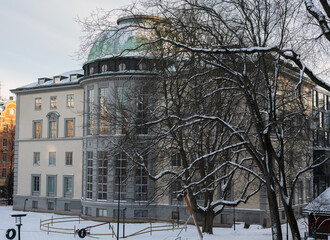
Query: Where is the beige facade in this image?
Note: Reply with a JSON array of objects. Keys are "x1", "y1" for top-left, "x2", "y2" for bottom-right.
[{"x1": 12, "y1": 73, "x2": 84, "y2": 212}]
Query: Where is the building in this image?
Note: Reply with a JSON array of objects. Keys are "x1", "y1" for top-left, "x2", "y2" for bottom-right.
[
  {"x1": 304, "y1": 187, "x2": 330, "y2": 239},
  {"x1": 10, "y1": 15, "x2": 329, "y2": 227},
  {"x1": 0, "y1": 100, "x2": 16, "y2": 201},
  {"x1": 312, "y1": 87, "x2": 330, "y2": 197},
  {"x1": 12, "y1": 72, "x2": 84, "y2": 213}
]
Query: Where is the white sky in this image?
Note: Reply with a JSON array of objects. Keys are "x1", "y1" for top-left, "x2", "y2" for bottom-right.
[{"x1": 0, "y1": 0, "x2": 133, "y2": 99}]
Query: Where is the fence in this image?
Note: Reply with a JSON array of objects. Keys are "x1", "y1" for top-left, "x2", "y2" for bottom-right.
[{"x1": 40, "y1": 215, "x2": 187, "y2": 238}]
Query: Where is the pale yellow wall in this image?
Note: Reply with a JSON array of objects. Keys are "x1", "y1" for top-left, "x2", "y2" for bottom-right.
[
  {"x1": 16, "y1": 87, "x2": 84, "y2": 199},
  {"x1": 18, "y1": 88, "x2": 84, "y2": 139},
  {"x1": 17, "y1": 140, "x2": 82, "y2": 198}
]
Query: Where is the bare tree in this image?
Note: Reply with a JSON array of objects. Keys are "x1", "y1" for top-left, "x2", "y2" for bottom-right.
[
  {"x1": 79, "y1": 0, "x2": 329, "y2": 239},
  {"x1": 304, "y1": 0, "x2": 330, "y2": 41}
]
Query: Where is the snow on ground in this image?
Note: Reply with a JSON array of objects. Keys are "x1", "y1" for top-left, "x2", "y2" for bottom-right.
[{"x1": 0, "y1": 206, "x2": 309, "y2": 240}]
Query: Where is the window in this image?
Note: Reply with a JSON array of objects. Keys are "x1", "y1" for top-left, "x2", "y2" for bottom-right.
[
  {"x1": 33, "y1": 152, "x2": 40, "y2": 166},
  {"x1": 3, "y1": 125, "x2": 8, "y2": 132},
  {"x1": 64, "y1": 203, "x2": 70, "y2": 211},
  {"x1": 54, "y1": 77, "x2": 61, "y2": 83},
  {"x1": 306, "y1": 179, "x2": 311, "y2": 201},
  {"x1": 32, "y1": 175, "x2": 40, "y2": 195},
  {"x1": 171, "y1": 153, "x2": 181, "y2": 167},
  {"x1": 47, "y1": 112, "x2": 59, "y2": 138},
  {"x1": 65, "y1": 119, "x2": 74, "y2": 137},
  {"x1": 297, "y1": 154, "x2": 302, "y2": 168},
  {"x1": 35, "y1": 98, "x2": 42, "y2": 110},
  {"x1": 47, "y1": 201, "x2": 55, "y2": 210},
  {"x1": 136, "y1": 87, "x2": 148, "y2": 134},
  {"x1": 63, "y1": 176, "x2": 73, "y2": 198},
  {"x1": 138, "y1": 62, "x2": 147, "y2": 70},
  {"x1": 101, "y1": 64, "x2": 108, "y2": 72},
  {"x1": 49, "y1": 121, "x2": 57, "y2": 138},
  {"x1": 118, "y1": 63, "x2": 126, "y2": 71},
  {"x1": 33, "y1": 121, "x2": 42, "y2": 139},
  {"x1": 47, "y1": 175, "x2": 57, "y2": 197},
  {"x1": 97, "y1": 151, "x2": 108, "y2": 200},
  {"x1": 313, "y1": 90, "x2": 318, "y2": 107},
  {"x1": 320, "y1": 112, "x2": 324, "y2": 128},
  {"x1": 171, "y1": 180, "x2": 182, "y2": 203},
  {"x1": 50, "y1": 96, "x2": 57, "y2": 109},
  {"x1": 114, "y1": 153, "x2": 127, "y2": 200},
  {"x1": 49, "y1": 152, "x2": 56, "y2": 166},
  {"x1": 2, "y1": 153, "x2": 7, "y2": 163},
  {"x1": 32, "y1": 201, "x2": 38, "y2": 209},
  {"x1": 319, "y1": 93, "x2": 324, "y2": 109},
  {"x1": 99, "y1": 87, "x2": 109, "y2": 135},
  {"x1": 65, "y1": 152, "x2": 73, "y2": 166},
  {"x1": 87, "y1": 89, "x2": 94, "y2": 135},
  {"x1": 2, "y1": 138, "x2": 7, "y2": 148},
  {"x1": 135, "y1": 165, "x2": 148, "y2": 201},
  {"x1": 70, "y1": 74, "x2": 78, "y2": 81},
  {"x1": 193, "y1": 183, "x2": 205, "y2": 201},
  {"x1": 86, "y1": 151, "x2": 93, "y2": 199},
  {"x1": 97, "y1": 208, "x2": 108, "y2": 217},
  {"x1": 10, "y1": 109, "x2": 14, "y2": 115},
  {"x1": 116, "y1": 87, "x2": 128, "y2": 134},
  {"x1": 1, "y1": 168, "x2": 6, "y2": 178},
  {"x1": 298, "y1": 180, "x2": 304, "y2": 204},
  {"x1": 89, "y1": 66, "x2": 94, "y2": 74},
  {"x1": 85, "y1": 207, "x2": 91, "y2": 216},
  {"x1": 66, "y1": 95, "x2": 74, "y2": 108}
]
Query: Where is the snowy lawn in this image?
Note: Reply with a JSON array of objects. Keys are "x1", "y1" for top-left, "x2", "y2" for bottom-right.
[{"x1": 0, "y1": 206, "x2": 309, "y2": 240}]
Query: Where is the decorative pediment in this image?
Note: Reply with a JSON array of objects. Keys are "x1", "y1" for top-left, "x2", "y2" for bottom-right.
[{"x1": 46, "y1": 111, "x2": 60, "y2": 121}]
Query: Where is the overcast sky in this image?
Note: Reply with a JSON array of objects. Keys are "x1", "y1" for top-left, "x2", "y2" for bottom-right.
[{"x1": 0, "y1": 0, "x2": 133, "y2": 99}]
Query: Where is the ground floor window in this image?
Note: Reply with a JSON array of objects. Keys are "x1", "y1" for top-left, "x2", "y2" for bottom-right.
[{"x1": 114, "y1": 153, "x2": 127, "y2": 200}]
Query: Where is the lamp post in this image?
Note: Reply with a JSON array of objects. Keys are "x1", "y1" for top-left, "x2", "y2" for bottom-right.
[
  {"x1": 233, "y1": 206, "x2": 236, "y2": 231},
  {"x1": 123, "y1": 208, "x2": 127, "y2": 238},
  {"x1": 117, "y1": 175, "x2": 121, "y2": 240},
  {"x1": 11, "y1": 213, "x2": 26, "y2": 240}
]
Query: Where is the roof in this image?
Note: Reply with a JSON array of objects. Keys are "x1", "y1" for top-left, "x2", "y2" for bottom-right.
[
  {"x1": 86, "y1": 15, "x2": 161, "y2": 63},
  {"x1": 11, "y1": 69, "x2": 83, "y2": 92},
  {"x1": 304, "y1": 187, "x2": 330, "y2": 214}
]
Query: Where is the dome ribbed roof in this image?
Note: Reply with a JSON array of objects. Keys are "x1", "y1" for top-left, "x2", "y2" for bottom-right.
[{"x1": 87, "y1": 15, "x2": 162, "y2": 62}]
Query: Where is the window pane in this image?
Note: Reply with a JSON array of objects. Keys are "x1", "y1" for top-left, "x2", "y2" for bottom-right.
[
  {"x1": 65, "y1": 152, "x2": 73, "y2": 165},
  {"x1": 64, "y1": 176, "x2": 73, "y2": 197},
  {"x1": 49, "y1": 121, "x2": 57, "y2": 138},
  {"x1": 66, "y1": 95, "x2": 74, "y2": 108},
  {"x1": 47, "y1": 176, "x2": 56, "y2": 196},
  {"x1": 33, "y1": 152, "x2": 40, "y2": 165},
  {"x1": 34, "y1": 122, "x2": 41, "y2": 139},
  {"x1": 66, "y1": 120, "x2": 74, "y2": 137},
  {"x1": 49, "y1": 152, "x2": 56, "y2": 166},
  {"x1": 35, "y1": 98, "x2": 41, "y2": 110},
  {"x1": 50, "y1": 96, "x2": 57, "y2": 109}
]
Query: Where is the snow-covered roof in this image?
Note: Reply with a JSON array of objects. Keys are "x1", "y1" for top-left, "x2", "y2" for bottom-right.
[
  {"x1": 11, "y1": 69, "x2": 83, "y2": 92},
  {"x1": 304, "y1": 187, "x2": 330, "y2": 214}
]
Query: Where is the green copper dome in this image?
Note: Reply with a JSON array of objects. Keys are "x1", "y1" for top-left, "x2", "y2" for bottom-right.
[{"x1": 87, "y1": 15, "x2": 162, "y2": 62}]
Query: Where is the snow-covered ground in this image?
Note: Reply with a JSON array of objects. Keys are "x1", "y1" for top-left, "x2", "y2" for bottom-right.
[{"x1": 0, "y1": 206, "x2": 309, "y2": 240}]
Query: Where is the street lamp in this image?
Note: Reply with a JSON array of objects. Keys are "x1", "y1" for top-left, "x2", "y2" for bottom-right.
[
  {"x1": 11, "y1": 213, "x2": 26, "y2": 240},
  {"x1": 123, "y1": 208, "x2": 127, "y2": 238},
  {"x1": 117, "y1": 175, "x2": 121, "y2": 240}
]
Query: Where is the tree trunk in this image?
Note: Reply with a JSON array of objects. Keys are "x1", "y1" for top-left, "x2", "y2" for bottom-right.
[
  {"x1": 266, "y1": 185, "x2": 283, "y2": 240},
  {"x1": 283, "y1": 203, "x2": 301, "y2": 240},
  {"x1": 202, "y1": 209, "x2": 215, "y2": 234}
]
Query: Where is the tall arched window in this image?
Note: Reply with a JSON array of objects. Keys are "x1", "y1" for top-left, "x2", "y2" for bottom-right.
[{"x1": 46, "y1": 111, "x2": 60, "y2": 138}]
